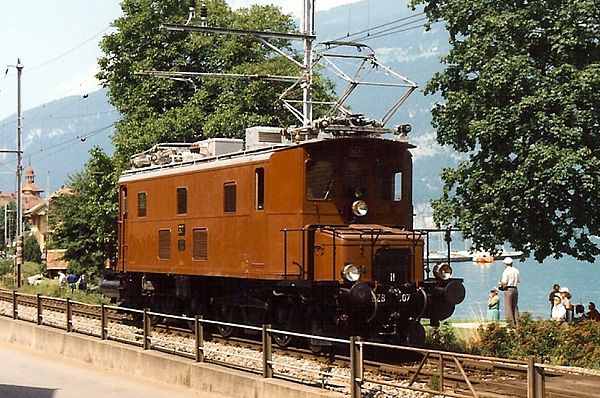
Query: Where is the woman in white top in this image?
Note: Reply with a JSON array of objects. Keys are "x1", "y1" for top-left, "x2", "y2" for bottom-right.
[
  {"x1": 559, "y1": 287, "x2": 573, "y2": 323},
  {"x1": 551, "y1": 294, "x2": 566, "y2": 322}
]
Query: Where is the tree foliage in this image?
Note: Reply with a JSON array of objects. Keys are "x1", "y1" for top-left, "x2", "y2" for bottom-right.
[
  {"x1": 48, "y1": 148, "x2": 118, "y2": 277},
  {"x1": 24, "y1": 234, "x2": 42, "y2": 264},
  {"x1": 411, "y1": 0, "x2": 600, "y2": 261},
  {"x1": 98, "y1": 0, "x2": 335, "y2": 168}
]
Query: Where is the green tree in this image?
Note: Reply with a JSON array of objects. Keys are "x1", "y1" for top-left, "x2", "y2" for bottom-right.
[
  {"x1": 97, "y1": 0, "x2": 335, "y2": 169},
  {"x1": 48, "y1": 147, "x2": 118, "y2": 277},
  {"x1": 411, "y1": 0, "x2": 600, "y2": 261},
  {"x1": 24, "y1": 234, "x2": 42, "y2": 264}
]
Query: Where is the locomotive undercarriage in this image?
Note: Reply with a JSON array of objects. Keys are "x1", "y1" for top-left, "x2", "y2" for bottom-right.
[{"x1": 106, "y1": 272, "x2": 435, "y2": 349}]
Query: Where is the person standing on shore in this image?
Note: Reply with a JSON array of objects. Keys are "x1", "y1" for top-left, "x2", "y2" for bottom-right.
[
  {"x1": 548, "y1": 283, "x2": 560, "y2": 316},
  {"x1": 498, "y1": 257, "x2": 521, "y2": 327},
  {"x1": 487, "y1": 289, "x2": 500, "y2": 321},
  {"x1": 551, "y1": 294, "x2": 566, "y2": 323},
  {"x1": 559, "y1": 287, "x2": 573, "y2": 323}
]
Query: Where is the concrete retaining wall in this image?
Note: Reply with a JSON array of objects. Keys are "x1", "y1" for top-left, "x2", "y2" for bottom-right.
[{"x1": 0, "y1": 317, "x2": 343, "y2": 398}]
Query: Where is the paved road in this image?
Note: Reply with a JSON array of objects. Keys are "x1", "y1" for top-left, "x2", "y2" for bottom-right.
[{"x1": 0, "y1": 341, "x2": 223, "y2": 398}]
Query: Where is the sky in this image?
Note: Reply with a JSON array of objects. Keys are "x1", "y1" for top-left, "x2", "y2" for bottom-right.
[{"x1": 0, "y1": 0, "x2": 360, "y2": 122}]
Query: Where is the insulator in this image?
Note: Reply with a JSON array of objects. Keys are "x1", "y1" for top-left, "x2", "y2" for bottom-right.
[{"x1": 200, "y1": 3, "x2": 208, "y2": 19}]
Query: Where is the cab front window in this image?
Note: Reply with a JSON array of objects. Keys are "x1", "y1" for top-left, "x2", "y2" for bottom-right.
[
  {"x1": 378, "y1": 169, "x2": 402, "y2": 201},
  {"x1": 306, "y1": 160, "x2": 334, "y2": 200}
]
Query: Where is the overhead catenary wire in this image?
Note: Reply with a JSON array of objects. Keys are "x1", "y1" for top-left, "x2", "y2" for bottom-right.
[
  {"x1": 25, "y1": 109, "x2": 118, "y2": 121},
  {"x1": 26, "y1": 26, "x2": 111, "y2": 73},
  {"x1": 352, "y1": 17, "x2": 432, "y2": 42},
  {"x1": 0, "y1": 121, "x2": 118, "y2": 170},
  {"x1": 0, "y1": 24, "x2": 112, "y2": 123},
  {"x1": 329, "y1": 12, "x2": 426, "y2": 42},
  {"x1": 30, "y1": 122, "x2": 117, "y2": 159}
]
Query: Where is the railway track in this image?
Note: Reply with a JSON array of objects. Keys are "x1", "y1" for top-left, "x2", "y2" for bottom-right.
[
  {"x1": 1, "y1": 289, "x2": 598, "y2": 397},
  {"x1": 148, "y1": 320, "x2": 599, "y2": 398}
]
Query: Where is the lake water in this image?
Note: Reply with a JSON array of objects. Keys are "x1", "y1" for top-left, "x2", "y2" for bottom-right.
[{"x1": 449, "y1": 256, "x2": 600, "y2": 321}]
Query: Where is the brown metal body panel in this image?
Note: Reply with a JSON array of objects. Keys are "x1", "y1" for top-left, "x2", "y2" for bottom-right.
[
  {"x1": 312, "y1": 226, "x2": 425, "y2": 283},
  {"x1": 119, "y1": 149, "x2": 307, "y2": 280},
  {"x1": 118, "y1": 137, "x2": 418, "y2": 281}
]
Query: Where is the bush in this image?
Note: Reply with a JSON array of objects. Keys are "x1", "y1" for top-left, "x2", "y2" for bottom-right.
[
  {"x1": 472, "y1": 313, "x2": 600, "y2": 369},
  {"x1": 427, "y1": 322, "x2": 467, "y2": 352},
  {"x1": 472, "y1": 322, "x2": 518, "y2": 359},
  {"x1": 24, "y1": 234, "x2": 42, "y2": 263}
]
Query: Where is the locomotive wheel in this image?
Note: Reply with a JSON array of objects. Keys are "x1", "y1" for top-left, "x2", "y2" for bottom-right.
[
  {"x1": 216, "y1": 304, "x2": 235, "y2": 338},
  {"x1": 149, "y1": 314, "x2": 164, "y2": 326},
  {"x1": 308, "y1": 316, "x2": 324, "y2": 354},
  {"x1": 407, "y1": 321, "x2": 426, "y2": 347},
  {"x1": 272, "y1": 301, "x2": 296, "y2": 347},
  {"x1": 307, "y1": 312, "x2": 333, "y2": 355}
]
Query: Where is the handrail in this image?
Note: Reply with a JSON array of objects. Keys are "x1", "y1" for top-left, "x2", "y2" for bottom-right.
[{"x1": 0, "y1": 287, "x2": 571, "y2": 398}]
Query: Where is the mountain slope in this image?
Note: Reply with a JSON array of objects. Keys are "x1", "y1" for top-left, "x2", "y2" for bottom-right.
[{"x1": 0, "y1": 88, "x2": 118, "y2": 195}]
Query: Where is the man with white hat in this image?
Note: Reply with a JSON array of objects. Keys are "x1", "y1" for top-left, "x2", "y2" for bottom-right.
[{"x1": 498, "y1": 257, "x2": 521, "y2": 327}]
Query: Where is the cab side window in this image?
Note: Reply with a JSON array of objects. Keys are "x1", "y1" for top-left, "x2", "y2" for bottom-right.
[
  {"x1": 255, "y1": 168, "x2": 264, "y2": 210},
  {"x1": 137, "y1": 192, "x2": 147, "y2": 217},
  {"x1": 224, "y1": 182, "x2": 236, "y2": 213},
  {"x1": 177, "y1": 187, "x2": 187, "y2": 214}
]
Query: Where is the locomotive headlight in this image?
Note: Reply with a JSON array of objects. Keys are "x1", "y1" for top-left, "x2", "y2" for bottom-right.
[
  {"x1": 433, "y1": 262, "x2": 453, "y2": 280},
  {"x1": 352, "y1": 200, "x2": 368, "y2": 217},
  {"x1": 354, "y1": 187, "x2": 366, "y2": 198},
  {"x1": 342, "y1": 263, "x2": 361, "y2": 282}
]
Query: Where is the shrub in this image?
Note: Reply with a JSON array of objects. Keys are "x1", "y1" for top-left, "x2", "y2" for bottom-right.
[
  {"x1": 24, "y1": 234, "x2": 42, "y2": 263},
  {"x1": 472, "y1": 313, "x2": 600, "y2": 369},
  {"x1": 473, "y1": 322, "x2": 518, "y2": 358},
  {"x1": 427, "y1": 322, "x2": 466, "y2": 352}
]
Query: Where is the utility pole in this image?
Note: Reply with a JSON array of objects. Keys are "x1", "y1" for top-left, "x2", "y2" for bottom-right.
[
  {"x1": 302, "y1": 0, "x2": 314, "y2": 126},
  {"x1": 15, "y1": 59, "x2": 23, "y2": 288},
  {"x1": 1, "y1": 60, "x2": 24, "y2": 287}
]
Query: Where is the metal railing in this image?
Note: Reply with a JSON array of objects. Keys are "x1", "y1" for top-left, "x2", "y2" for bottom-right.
[{"x1": 0, "y1": 289, "x2": 572, "y2": 398}]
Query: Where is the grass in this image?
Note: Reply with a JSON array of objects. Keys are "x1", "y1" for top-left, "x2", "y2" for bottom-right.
[{"x1": 0, "y1": 260, "x2": 109, "y2": 305}]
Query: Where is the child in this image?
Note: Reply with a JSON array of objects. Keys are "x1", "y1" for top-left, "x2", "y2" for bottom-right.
[{"x1": 487, "y1": 289, "x2": 500, "y2": 321}]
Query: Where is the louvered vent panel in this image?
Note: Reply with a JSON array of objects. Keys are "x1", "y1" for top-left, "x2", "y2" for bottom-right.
[
  {"x1": 158, "y1": 229, "x2": 171, "y2": 260},
  {"x1": 258, "y1": 131, "x2": 282, "y2": 143},
  {"x1": 193, "y1": 228, "x2": 208, "y2": 260}
]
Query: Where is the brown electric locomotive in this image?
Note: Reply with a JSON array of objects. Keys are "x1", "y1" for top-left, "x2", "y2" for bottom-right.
[{"x1": 105, "y1": 118, "x2": 465, "y2": 347}]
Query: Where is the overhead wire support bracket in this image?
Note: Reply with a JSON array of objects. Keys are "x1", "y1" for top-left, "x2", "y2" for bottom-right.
[
  {"x1": 135, "y1": 70, "x2": 299, "y2": 84},
  {"x1": 162, "y1": 23, "x2": 315, "y2": 42}
]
